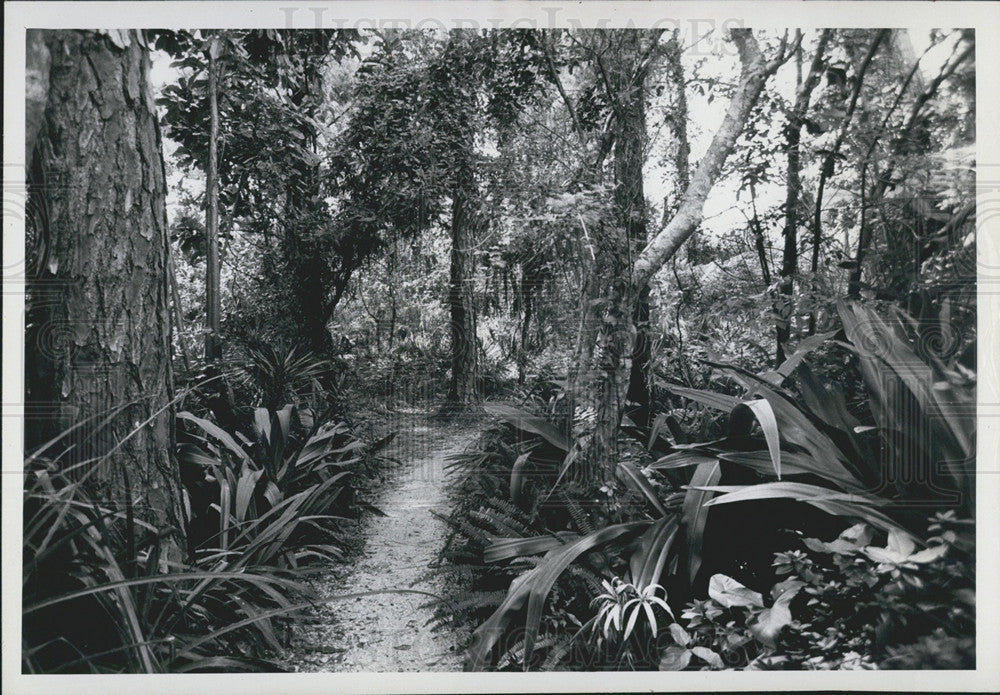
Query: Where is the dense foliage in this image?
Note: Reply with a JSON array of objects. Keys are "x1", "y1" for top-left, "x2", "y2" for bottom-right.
[{"x1": 22, "y1": 25, "x2": 976, "y2": 675}]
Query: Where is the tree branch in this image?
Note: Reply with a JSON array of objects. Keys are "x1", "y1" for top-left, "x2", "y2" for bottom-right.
[
  {"x1": 808, "y1": 29, "x2": 889, "y2": 312},
  {"x1": 541, "y1": 31, "x2": 584, "y2": 138},
  {"x1": 633, "y1": 29, "x2": 777, "y2": 288}
]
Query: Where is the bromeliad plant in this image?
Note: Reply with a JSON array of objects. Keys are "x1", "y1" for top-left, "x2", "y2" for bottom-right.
[
  {"x1": 586, "y1": 577, "x2": 674, "y2": 669},
  {"x1": 24, "y1": 393, "x2": 392, "y2": 673},
  {"x1": 22, "y1": 449, "x2": 317, "y2": 673},
  {"x1": 178, "y1": 403, "x2": 378, "y2": 566},
  {"x1": 234, "y1": 341, "x2": 341, "y2": 413}
]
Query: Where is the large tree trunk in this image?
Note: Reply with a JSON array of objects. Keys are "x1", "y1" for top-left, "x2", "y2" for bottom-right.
[
  {"x1": 25, "y1": 30, "x2": 183, "y2": 544},
  {"x1": 446, "y1": 162, "x2": 479, "y2": 405}
]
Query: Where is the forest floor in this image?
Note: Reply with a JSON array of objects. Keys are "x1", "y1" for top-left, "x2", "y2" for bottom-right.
[{"x1": 285, "y1": 409, "x2": 478, "y2": 672}]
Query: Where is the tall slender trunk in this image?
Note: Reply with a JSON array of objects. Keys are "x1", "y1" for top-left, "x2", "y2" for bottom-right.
[
  {"x1": 204, "y1": 36, "x2": 222, "y2": 363},
  {"x1": 777, "y1": 30, "x2": 830, "y2": 361},
  {"x1": 447, "y1": 161, "x2": 479, "y2": 405},
  {"x1": 619, "y1": 36, "x2": 652, "y2": 427},
  {"x1": 517, "y1": 272, "x2": 533, "y2": 388},
  {"x1": 25, "y1": 30, "x2": 183, "y2": 545}
]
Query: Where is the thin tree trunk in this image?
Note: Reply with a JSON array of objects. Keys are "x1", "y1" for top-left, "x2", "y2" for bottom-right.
[
  {"x1": 748, "y1": 178, "x2": 772, "y2": 287},
  {"x1": 663, "y1": 32, "x2": 691, "y2": 220},
  {"x1": 25, "y1": 30, "x2": 183, "y2": 548},
  {"x1": 618, "y1": 34, "x2": 652, "y2": 428},
  {"x1": 847, "y1": 37, "x2": 972, "y2": 298},
  {"x1": 807, "y1": 30, "x2": 888, "y2": 328},
  {"x1": 447, "y1": 163, "x2": 479, "y2": 405},
  {"x1": 777, "y1": 29, "x2": 830, "y2": 361},
  {"x1": 204, "y1": 35, "x2": 222, "y2": 364},
  {"x1": 517, "y1": 272, "x2": 532, "y2": 388}
]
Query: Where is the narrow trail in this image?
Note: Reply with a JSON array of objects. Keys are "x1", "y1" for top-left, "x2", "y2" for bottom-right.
[{"x1": 287, "y1": 413, "x2": 477, "y2": 672}]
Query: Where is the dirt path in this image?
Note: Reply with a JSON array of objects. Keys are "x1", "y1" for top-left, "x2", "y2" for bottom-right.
[{"x1": 287, "y1": 414, "x2": 477, "y2": 672}]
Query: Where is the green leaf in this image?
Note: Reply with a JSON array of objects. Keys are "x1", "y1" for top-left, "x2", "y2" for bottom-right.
[
  {"x1": 737, "y1": 399, "x2": 781, "y2": 478},
  {"x1": 801, "y1": 522, "x2": 873, "y2": 554},
  {"x1": 697, "y1": 481, "x2": 877, "y2": 507},
  {"x1": 483, "y1": 532, "x2": 578, "y2": 563},
  {"x1": 681, "y1": 459, "x2": 721, "y2": 585},
  {"x1": 648, "y1": 451, "x2": 717, "y2": 470},
  {"x1": 749, "y1": 601, "x2": 792, "y2": 647},
  {"x1": 509, "y1": 452, "x2": 531, "y2": 505},
  {"x1": 663, "y1": 385, "x2": 741, "y2": 412},
  {"x1": 760, "y1": 330, "x2": 838, "y2": 385},
  {"x1": 484, "y1": 403, "x2": 569, "y2": 451},
  {"x1": 770, "y1": 578, "x2": 805, "y2": 604},
  {"x1": 178, "y1": 412, "x2": 254, "y2": 466},
  {"x1": 659, "y1": 645, "x2": 693, "y2": 671},
  {"x1": 690, "y1": 646, "x2": 724, "y2": 669},
  {"x1": 629, "y1": 516, "x2": 679, "y2": 590},
  {"x1": 617, "y1": 459, "x2": 669, "y2": 516},
  {"x1": 668, "y1": 622, "x2": 691, "y2": 647},
  {"x1": 623, "y1": 603, "x2": 642, "y2": 641},
  {"x1": 715, "y1": 450, "x2": 863, "y2": 492},
  {"x1": 233, "y1": 464, "x2": 264, "y2": 522},
  {"x1": 708, "y1": 574, "x2": 763, "y2": 609}
]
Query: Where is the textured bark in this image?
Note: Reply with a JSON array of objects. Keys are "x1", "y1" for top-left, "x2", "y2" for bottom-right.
[
  {"x1": 446, "y1": 162, "x2": 479, "y2": 405},
  {"x1": 662, "y1": 33, "x2": 691, "y2": 218},
  {"x1": 576, "y1": 30, "x2": 775, "y2": 487},
  {"x1": 516, "y1": 275, "x2": 532, "y2": 388},
  {"x1": 585, "y1": 30, "x2": 655, "y2": 484},
  {"x1": 616, "y1": 34, "x2": 652, "y2": 427},
  {"x1": 25, "y1": 30, "x2": 183, "y2": 538}
]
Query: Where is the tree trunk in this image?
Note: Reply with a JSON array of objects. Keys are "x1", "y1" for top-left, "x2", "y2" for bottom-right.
[
  {"x1": 576, "y1": 30, "x2": 776, "y2": 487},
  {"x1": 204, "y1": 36, "x2": 222, "y2": 363},
  {"x1": 446, "y1": 163, "x2": 479, "y2": 405},
  {"x1": 25, "y1": 30, "x2": 183, "y2": 545},
  {"x1": 591, "y1": 29, "x2": 776, "y2": 488},
  {"x1": 777, "y1": 30, "x2": 830, "y2": 361},
  {"x1": 617, "y1": 35, "x2": 652, "y2": 427},
  {"x1": 517, "y1": 271, "x2": 532, "y2": 388},
  {"x1": 584, "y1": 30, "x2": 656, "y2": 485}
]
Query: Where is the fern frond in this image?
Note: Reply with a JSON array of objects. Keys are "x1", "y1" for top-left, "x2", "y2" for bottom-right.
[{"x1": 564, "y1": 494, "x2": 596, "y2": 535}]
